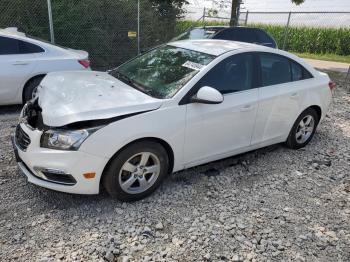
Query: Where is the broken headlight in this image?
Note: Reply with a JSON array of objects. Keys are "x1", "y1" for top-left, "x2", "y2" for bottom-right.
[{"x1": 40, "y1": 127, "x2": 99, "y2": 151}]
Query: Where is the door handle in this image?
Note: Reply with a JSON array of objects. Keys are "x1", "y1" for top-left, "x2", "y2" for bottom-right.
[
  {"x1": 290, "y1": 92, "x2": 299, "y2": 99},
  {"x1": 240, "y1": 105, "x2": 254, "y2": 112},
  {"x1": 13, "y1": 61, "x2": 29, "y2": 65}
]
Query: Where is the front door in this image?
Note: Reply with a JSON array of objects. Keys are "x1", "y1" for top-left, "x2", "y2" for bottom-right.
[{"x1": 183, "y1": 52, "x2": 259, "y2": 166}]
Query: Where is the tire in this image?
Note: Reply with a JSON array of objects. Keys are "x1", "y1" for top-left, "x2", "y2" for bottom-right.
[
  {"x1": 102, "y1": 141, "x2": 169, "y2": 201},
  {"x1": 285, "y1": 108, "x2": 319, "y2": 149},
  {"x1": 23, "y1": 76, "x2": 44, "y2": 103}
]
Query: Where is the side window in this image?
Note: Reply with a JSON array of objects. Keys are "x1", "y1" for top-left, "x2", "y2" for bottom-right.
[
  {"x1": 0, "y1": 36, "x2": 20, "y2": 55},
  {"x1": 196, "y1": 53, "x2": 255, "y2": 94},
  {"x1": 291, "y1": 61, "x2": 313, "y2": 81},
  {"x1": 291, "y1": 61, "x2": 303, "y2": 81},
  {"x1": 19, "y1": 41, "x2": 44, "y2": 54},
  {"x1": 259, "y1": 53, "x2": 291, "y2": 86}
]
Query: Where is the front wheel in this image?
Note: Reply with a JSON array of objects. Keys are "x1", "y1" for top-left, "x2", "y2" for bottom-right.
[
  {"x1": 102, "y1": 141, "x2": 169, "y2": 201},
  {"x1": 23, "y1": 76, "x2": 44, "y2": 103},
  {"x1": 285, "y1": 108, "x2": 319, "y2": 149}
]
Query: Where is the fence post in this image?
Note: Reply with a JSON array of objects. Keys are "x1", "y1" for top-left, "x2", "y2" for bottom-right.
[
  {"x1": 47, "y1": 0, "x2": 55, "y2": 43},
  {"x1": 245, "y1": 11, "x2": 249, "y2": 26},
  {"x1": 202, "y1": 7, "x2": 206, "y2": 26},
  {"x1": 137, "y1": 0, "x2": 140, "y2": 54},
  {"x1": 283, "y1": 12, "x2": 292, "y2": 50}
]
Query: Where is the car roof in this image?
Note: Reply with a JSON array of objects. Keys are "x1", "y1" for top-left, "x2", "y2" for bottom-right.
[
  {"x1": 194, "y1": 26, "x2": 228, "y2": 29},
  {"x1": 0, "y1": 27, "x2": 27, "y2": 38},
  {"x1": 193, "y1": 26, "x2": 263, "y2": 31},
  {"x1": 169, "y1": 39, "x2": 270, "y2": 56}
]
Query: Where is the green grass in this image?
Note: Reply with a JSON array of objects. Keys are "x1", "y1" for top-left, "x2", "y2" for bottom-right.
[{"x1": 292, "y1": 52, "x2": 350, "y2": 64}]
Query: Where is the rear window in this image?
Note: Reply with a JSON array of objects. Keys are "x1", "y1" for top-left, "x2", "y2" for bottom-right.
[
  {"x1": 174, "y1": 28, "x2": 222, "y2": 41},
  {"x1": 255, "y1": 30, "x2": 276, "y2": 47}
]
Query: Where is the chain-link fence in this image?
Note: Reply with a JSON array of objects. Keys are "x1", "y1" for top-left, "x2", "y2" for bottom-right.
[
  {"x1": 1, "y1": 1, "x2": 350, "y2": 71},
  {"x1": 196, "y1": 10, "x2": 350, "y2": 55},
  {"x1": 0, "y1": 0, "x2": 181, "y2": 70}
]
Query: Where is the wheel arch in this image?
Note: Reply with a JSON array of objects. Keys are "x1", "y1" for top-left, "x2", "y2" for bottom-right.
[
  {"x1": 22, "y1": 74, "x2": 46, "y2": 103},
  {"x1": 101, "y1": 137, "x2": 175, "y2": 181},
  {"x1": 306, "y1": 105, "x2": 322, "y2": 123}
]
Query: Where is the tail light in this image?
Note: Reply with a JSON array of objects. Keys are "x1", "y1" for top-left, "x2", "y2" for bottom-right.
[
  {"x1": 328, "y1": 81, "x2": 336, "y2": 91},
  {"x1": 78, "y1": 59, "x2": 90, "y2": 68}
]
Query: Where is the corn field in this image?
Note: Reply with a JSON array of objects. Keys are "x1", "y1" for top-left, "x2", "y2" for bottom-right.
[{"x1": 175, "y1": 20, "x2": 350, "y2": 56}]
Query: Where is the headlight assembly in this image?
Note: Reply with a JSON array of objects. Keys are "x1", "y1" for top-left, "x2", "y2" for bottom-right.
[{"x1": 40, "y1": 127, "x2": 101, "y2": 151}]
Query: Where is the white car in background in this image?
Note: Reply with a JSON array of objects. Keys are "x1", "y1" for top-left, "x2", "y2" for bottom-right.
[
  {"x1": 0, "y1": 27, "x2": 90, "y2": 105},
  {"x1": 12, "y1": 40, "x2": 334, "y2": 201}
]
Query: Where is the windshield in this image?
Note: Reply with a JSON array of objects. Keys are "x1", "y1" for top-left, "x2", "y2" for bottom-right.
[
  {"x1": 111, "y1": 45, "x2": 216, "y2": 99},
  {"x1": 174, "y1": 28, "x2": 222, "y2": 41}
]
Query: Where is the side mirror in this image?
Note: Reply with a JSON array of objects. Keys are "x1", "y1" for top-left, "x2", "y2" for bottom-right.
[{"x1": 191, "y1": 86, "x2": 224, "y2": 104}]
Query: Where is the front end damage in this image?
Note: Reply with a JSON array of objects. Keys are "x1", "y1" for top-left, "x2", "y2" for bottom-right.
[{"x1": 11, "y1": 99, "x2": 108, "y2": 195}]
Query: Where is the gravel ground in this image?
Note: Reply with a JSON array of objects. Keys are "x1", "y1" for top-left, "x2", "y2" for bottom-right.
[{"x1": 0, "y1": 80, "x2": 349, "y2": 262}]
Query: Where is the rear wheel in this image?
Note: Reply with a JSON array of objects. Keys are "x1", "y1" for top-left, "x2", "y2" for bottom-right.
[
  {"x1": 285, "y1": 108, "x2": 319, "y2": 149},
  {"x1": 102, "y1": 141, "x2": 169, "y2": 201},
  {"x1": 23, "y1": 76, "x2": 44, "y2": 103}
]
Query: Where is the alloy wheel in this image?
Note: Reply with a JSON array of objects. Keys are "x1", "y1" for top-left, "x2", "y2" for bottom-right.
[
  {"x1": 118, "y1": 152, "x2": 160, "y2": 194},
  {"x1": 295, "y1": 115, "x2": 315, "y2": 144}
]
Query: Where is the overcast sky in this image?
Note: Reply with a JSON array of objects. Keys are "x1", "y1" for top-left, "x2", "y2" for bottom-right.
[{"x1": 188, "y1": 0, "x2": 350, "y2": 12}]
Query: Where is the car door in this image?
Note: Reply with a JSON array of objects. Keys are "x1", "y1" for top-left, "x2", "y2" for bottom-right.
[
  {"x1": 183, "y1": 52, "x2": 259, "y2": 166},
  {"x1": 0, "y1": 36, "x2": 38, "y2": 104},
  {"x1": 251, "y1": 52, "x2": 312, "y2": 145}
]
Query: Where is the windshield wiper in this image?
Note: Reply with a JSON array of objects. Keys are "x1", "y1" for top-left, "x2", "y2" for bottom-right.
[
  {"x1": 110, "y1": 70, "x2": 163, "y2": 98},
  {"x1": 112, "y1": 71, "x2": 152, "y2": 95}
]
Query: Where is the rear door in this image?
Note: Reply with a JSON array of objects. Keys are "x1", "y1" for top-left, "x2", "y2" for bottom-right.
[
  {"x1": 251, "y1": 52, "x2": 313, "y2": 145},
  {"x1": 0, "y1": 36, "x2": 39, "y2": 104}
]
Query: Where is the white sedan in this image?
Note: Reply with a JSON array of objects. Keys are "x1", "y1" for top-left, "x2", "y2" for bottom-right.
[
  {"x1": 0, "y1": 27, "x2": 90, "y2": 105},
  {"x1": 12, "y1": 39, "x2": 333, "y2": 201}
]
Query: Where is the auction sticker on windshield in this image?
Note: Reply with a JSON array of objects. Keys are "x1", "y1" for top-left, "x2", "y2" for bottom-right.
[{"x1": 182, "y1": 61, "x2": 205, "y2": 71}]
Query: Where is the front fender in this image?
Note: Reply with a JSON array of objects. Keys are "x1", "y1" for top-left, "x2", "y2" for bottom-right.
[{"x1": 79, "y1": 106, "x2": 186, "y2": 172}]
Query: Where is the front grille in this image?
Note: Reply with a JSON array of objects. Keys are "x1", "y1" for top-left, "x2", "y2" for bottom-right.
[{"x1": 15, "y1": 125, "x2": 31, "y2": 151}]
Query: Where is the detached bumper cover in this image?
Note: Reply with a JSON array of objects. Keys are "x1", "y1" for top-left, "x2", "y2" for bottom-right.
[{"x1": 12, "y1": 123, "x2": 109, "y2": 195}]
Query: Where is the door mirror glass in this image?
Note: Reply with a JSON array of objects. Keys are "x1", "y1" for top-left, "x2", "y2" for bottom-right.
[{"x1": 191, "y1": 86, "x2": 224, "y2": 104}]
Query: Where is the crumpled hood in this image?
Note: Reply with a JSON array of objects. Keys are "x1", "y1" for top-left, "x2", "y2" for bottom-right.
[{"x1": 38, "y1": 71, "x2": 162, "y2": 127}]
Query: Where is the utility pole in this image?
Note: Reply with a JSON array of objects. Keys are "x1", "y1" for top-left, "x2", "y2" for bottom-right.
[
  {"x1": 230, "y1": 0, "x2": 243, "y2": 27},
  {"x1": 47, "y1": 0, "x2": 55, "y2": 43},
  {"x1": 137, "y1": 0, "x2": 140, "y2": 54}
]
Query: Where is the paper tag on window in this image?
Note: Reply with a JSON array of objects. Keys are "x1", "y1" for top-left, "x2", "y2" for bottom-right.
[{"x1": 182, "y1": 61, "x2": 204, "y2": 71}]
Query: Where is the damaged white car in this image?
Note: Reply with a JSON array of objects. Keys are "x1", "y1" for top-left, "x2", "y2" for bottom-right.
[{"x1": 12, "y1": 40, "x2": 333, "y2": 201}]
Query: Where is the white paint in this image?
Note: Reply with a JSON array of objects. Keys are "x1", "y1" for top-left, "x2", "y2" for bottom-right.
[{"x1": 38, "y1": 71, "x2": 162, "y2": 127}]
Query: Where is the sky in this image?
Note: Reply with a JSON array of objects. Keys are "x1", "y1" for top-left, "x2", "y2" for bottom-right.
[
  {"x1": 185, "y1": 0, "x2": 350, "y2": 27},
  {"x1": 187, "y1": 0, "x2": 350, "y2": 12},
  {"x1": 243, "y1": 0, "x2": 350, "y2": 12}
]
